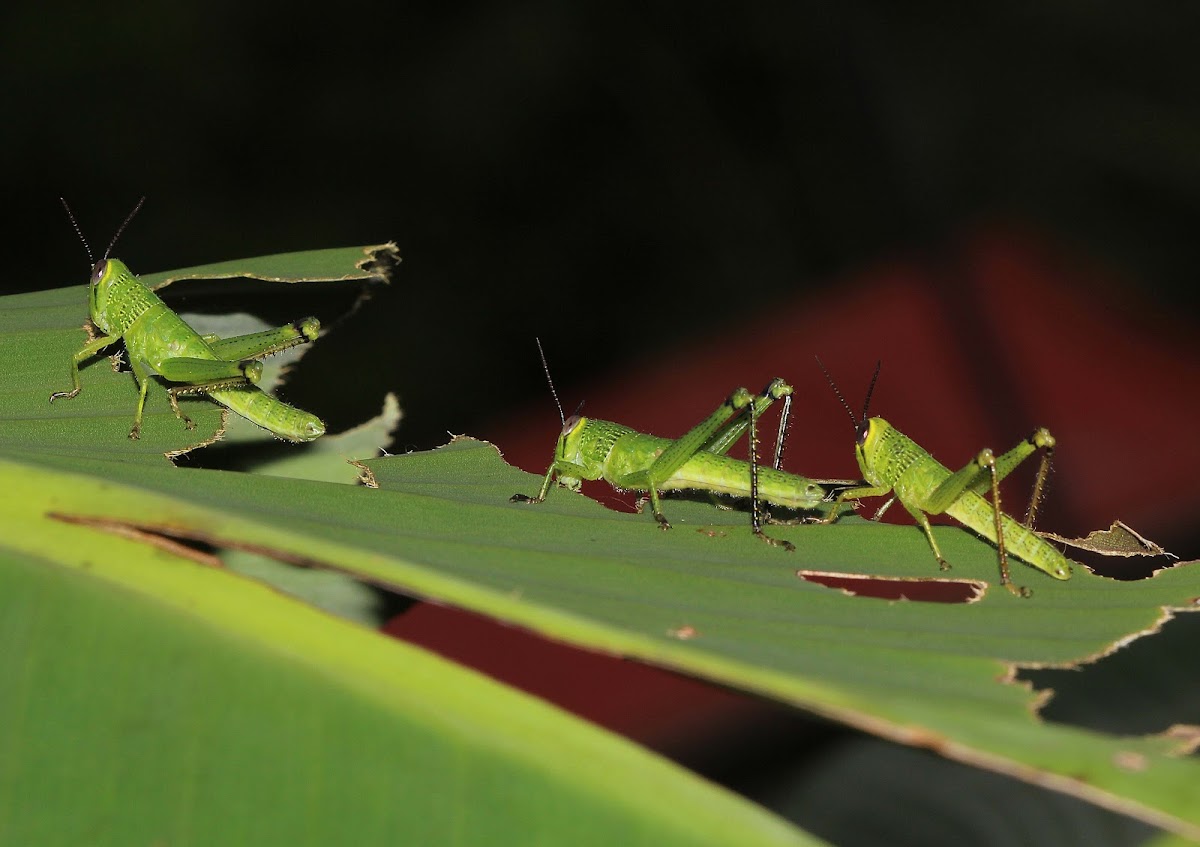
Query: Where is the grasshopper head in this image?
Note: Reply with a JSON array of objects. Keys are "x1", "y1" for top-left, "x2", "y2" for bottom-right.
[
  {"x1": 854, "y1": 416, "x2": 892, "y2": 487},
  {"x1": 87, "y1": 258, "x2": 137, "y2": 335},
  {"x1": 553, "y1": 414, "x2": 589, "y2": 491},
  {"x1": 60, "y1": 198, "x2": 146, "y2": 335}
]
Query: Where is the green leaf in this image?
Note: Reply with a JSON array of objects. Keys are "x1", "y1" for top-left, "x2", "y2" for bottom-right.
[
  {"x1": 0, "y1": 457, "x2": 811, "y2": 846},
  {"x1": 6, "y1": 427, "x2": 1198, "y2": 838},
  {"x1": 6, "y1": 258, "x2": 1198, "y2": 841},
  {"x1": 168, "y1": 308, "x2": 403, "y2": 622},
  {"x1": 0, "y1": 264, "x2": 819, "y2": 846},
  {"x1": 340, "y1": 440, "x2": 1195, "y2": 839}
]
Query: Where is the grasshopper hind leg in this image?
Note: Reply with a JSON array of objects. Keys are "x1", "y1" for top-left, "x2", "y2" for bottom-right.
[
  {"x1": 163, "y1": 362, "x2": 265, "y2": 433},
  {"x1": 1022, "y1": 428, "x2": 1055, "y2": 530},
  {"x1": 167, "y1": 390, "x2": 197, "y2": 430},
  {"x1": 747, "y1": 384, "x2": 795, "y2": 552},
  {"x1": 979, "y1": 449, "x2": 1032, "y2": 598}
]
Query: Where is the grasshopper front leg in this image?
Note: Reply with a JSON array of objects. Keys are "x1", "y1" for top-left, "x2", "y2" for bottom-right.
[
  {"x1": 48, "y1": 331, "x2": 123, "y2": 404},
  {"x1": 511, "y1": 460, "x2": 563, "y2": 505},
  {"x1": 510, "y1": 414, "x2": 596, "y2": 505},
  {"x1": 818, "y1": 482, "x2": 894, "y2": 525}
]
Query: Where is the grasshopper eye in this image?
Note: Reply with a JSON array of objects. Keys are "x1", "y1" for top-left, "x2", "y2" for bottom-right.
[
  {"x1": 561, "y1": 414, "x2": 581, "y2": 436},
  {"x1": 856, "y1": 419, "x2": 870, "y2": 446},
  {"x1": 90, "y1": 260, "x2": 106, "y2": 284}
]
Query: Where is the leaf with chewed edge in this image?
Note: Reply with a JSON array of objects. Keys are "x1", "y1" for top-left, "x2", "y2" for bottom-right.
[
  {"x1": 0, "y1": 452, "x2": 818, "y2": 846},
  {"x1": 0, "y1": 244, "x2": 395, "y2": 461},
  {"x1": 3, "y1": 432, "x2": 1196, "y2": 837}
]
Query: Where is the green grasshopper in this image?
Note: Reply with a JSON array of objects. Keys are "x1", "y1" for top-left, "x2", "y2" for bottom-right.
[
  {"x1": 511, "y1": 341, "x2": 828, "y2": 550},
  {"x1": 816, "y1": 359, "x2": 1072, "y2": 597},
  {"x1": 49, "y1": 199, "x2": 325, "y2": 442}
]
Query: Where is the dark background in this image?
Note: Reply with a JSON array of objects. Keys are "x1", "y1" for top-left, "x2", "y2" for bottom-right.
[
  {"x1": 4, "y1": 2, "x2": 1197, "y2": 448},
  {"x1": 7, "y1": 3, "x2": 1199, "y2": 838}
]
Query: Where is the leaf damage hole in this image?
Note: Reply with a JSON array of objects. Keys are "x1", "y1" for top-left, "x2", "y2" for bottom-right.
[
  {"x1": 45, "y1": 512, "x2": 421, "y2": 607},
  {"x1": 46, "y1": 513, "x2": 332, "y2": 574},
  {"x1": 797, "y1": 569, "x2": 986, "y2": 603},
  {"x1": 47, "y1": 512, "x2": 222, "y2": 567}
]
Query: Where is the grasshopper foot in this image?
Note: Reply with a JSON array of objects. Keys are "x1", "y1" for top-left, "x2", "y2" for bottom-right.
[
  {"x1": 168, "y1": 393, "x2": 196, "y2": 429},
  {"x1": 128, "y1": 425, "x2": 141, "y2": 440},
  {"x1": 655, "y1": 514, "x2": 673, "y2": 531},
  {"x1": 1006, "y1": 582, "x2": 1033, "y2": 599},
  {"x1": 937, "y1": 557, "x2": 952, "y2": 571},
  {"x1": 510, "y1": 493, "x2": 542, "y2": 504},
  {"x1": 755, "y1": 530, "x2": 795, "y2": 552},
  {"x1": 48, "y1": 388, "x2": 81, "y2": 404}
]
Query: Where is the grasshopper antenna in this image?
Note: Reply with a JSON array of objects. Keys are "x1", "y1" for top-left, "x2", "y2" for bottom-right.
[
  {"x1": 102, "y1": 196, "x2": 145, "y2": 261},
  {"x1": 59, "y1": 198, "x2": 94, "y2": 265},
  {"x1": 60, "y1": 196, "x2": 145, "y2": 267},
  {"x1": 815, "y1": 356, "x2": 858, "y2": 429},
  {"x1": 534, "y1": 337, "x2": 566, "y2": 427},
  {"x1": 861, "y1": 360, "x2": 881, "y2": 422}
]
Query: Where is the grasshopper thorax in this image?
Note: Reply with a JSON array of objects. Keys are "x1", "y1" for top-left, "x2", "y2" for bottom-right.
[
  {"x1": 856, "y1": 417, "x2": 924, "y2": 491},
  {"x1": 556, "y1": 414, "x2": 634, "y2": 483}
]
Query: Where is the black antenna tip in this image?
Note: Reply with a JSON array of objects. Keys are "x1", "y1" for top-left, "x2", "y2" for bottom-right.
[
  {"x1": 103, "y1": 196, "x2": 145, "y2": 261},
  {"x1": 861, "y1": 360, "x2": 882, "y2": 422},
  {"x1": 815, "y1": 355, "x2": 858, "y2": 429},
  {"x1": 534, "y1": 337, "x2": 566, "y2": 427},
  {"x1": 60, "y1": 198, "x2": 94, "y2": 266}
]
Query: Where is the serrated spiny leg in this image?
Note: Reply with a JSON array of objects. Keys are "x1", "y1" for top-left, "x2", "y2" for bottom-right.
[{"x1": 747, "y1": 389, "x2": 794, "y2": 551}]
